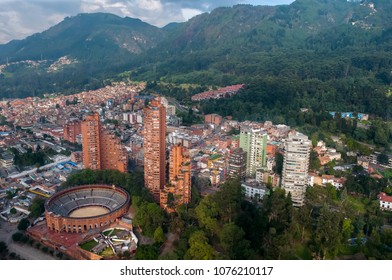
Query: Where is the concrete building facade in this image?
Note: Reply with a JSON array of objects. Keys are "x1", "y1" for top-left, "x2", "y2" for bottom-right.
[
  {"x1": 228, "y1": 148, "x2": 247, "y2": 180},
  {"x1": 239, "y1": 127, "x2": 267, "y2": 177},
  {"x1": 281, "y1": 133, "x2": 311, "y2": 207}
]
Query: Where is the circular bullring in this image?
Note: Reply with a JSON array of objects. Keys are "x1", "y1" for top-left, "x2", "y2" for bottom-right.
[{"x1": 45, "y1": 185, "x2": 130, "y2": 233}]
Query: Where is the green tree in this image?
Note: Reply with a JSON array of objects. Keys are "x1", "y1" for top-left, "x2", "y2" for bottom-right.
[
  {"x1": 0, "y1": 241, "x2": 8, "y2": 256},
  {"x1": 153, "y1": 226, "x2": 166, "y2": 244},
  {"x1": 325, "y1": 183, "x2": 337, "y2": 201},
  {"x1": 159, "y1": 252, "x2": 179, "y2": 260},
  {"x1": 28, "y1": 198, "x2": 45, "y2": 218},
  {"x1": 132, "y1": 196, "x2": 142, "y2": 210},
  {"x1": 309, "y1": 150, "x2": 321, "y2": 171},
  {"x1": 341, "y1": 218, "x2": 354, "y2": 242},
  {"x1": 17, "y1": 218, "x2": 30, "y2": 231},
  {"x1": 12, "y1": 232, "x2": 24, "y2": 242},
  {"x1": 185, "y1": 231, "x2": 215, "y2": 260},
  {"x1": 219, "y1": 222, "x2": 252, "y2": 259},
  {"x1": 274, "y1": 152, "x2": 284, "y2": 175},
  {"x1": 262, "y1": 188, "x2": 292, "y2": 233},
  {"x1": 195, "y1": 195, "x2": 219, "y2": 236},
  {"x1": 374, "y1": 125, "x2": 388, "y2": 146},
  {"x1": 214, "y1": 179, "x2": 244, "y2": 223},
  {"x1": 135, "y1": 244, "x2": 160, "y2": 260},
  {"x1": 377, "y1": 153, "x2": 389, "y2": 165},
  {"x1": 133, "y1": 202, "x2": 165, "y2": 237},
  {"x1": 312, "y1": 206, "x2": 341, "y2": 259}
]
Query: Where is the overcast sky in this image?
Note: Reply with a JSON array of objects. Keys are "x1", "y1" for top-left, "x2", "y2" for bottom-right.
[{"x1": 0, "y1": 0, "x2": 294, "y2": 44}]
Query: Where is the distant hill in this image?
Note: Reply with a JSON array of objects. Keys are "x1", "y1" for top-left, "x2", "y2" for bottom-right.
[
  {"x1": 0, "y1": 0, "x2": 391, "y2": 121},
  {"x1": 0, "y1": 13, "x2": 165, "y2": 63}
]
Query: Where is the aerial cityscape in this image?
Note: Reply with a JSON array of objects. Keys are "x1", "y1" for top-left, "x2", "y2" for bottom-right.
[{"x1": 0, "y1": 0, "x2": 392, "y2": 261}]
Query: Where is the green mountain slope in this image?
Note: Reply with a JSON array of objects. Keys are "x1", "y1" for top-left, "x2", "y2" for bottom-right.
[
  {"x1": 0, "y1": 13, "x2": 165, "y2": 62},
  {"x1": 0, "y1": 0, "x2": 391, "y2": 122}
]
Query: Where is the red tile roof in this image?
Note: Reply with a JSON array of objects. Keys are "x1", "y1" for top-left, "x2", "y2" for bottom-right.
[{"x1": 378, "y1": 192, "x2": 392, "y2": 203}]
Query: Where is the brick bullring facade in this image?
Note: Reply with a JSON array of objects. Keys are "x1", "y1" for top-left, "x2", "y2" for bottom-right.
[{"x1": 45, "y1": 185, "x2": 130, "y2": 233}]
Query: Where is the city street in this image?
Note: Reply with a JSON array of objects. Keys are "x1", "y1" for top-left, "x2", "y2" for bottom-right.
[
  {"x1": 0, "y1": 219, "x2": 55, "y2": 260},
  {"x1": 8, "y1": 156, "x2": 71, "y2": 179}
]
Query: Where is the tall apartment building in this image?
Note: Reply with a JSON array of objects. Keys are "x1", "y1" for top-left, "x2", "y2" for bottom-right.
[
  {"x1": 239, "y1": 127, "x2": 267, "y2": 177},
  {"x1": 63, "y1": 120, "x2": 82, "y2": 143},
  {"x1": 143, "y1": 98, "x2": 166, "y2": 202},
  {"x1": 160, "y1": 144, "x2": 192, "y2": 212},
  {"x1": 228, "y1": 148, "x2": 247, "y2": 180},
  {"x1": 281, "y1": 133, "x2": 311, "y2": 207},
  {"x1": 205, "y1": 114, "x2": 223, "y2": 126},
  {"x1": 81, "y1": 112, "x2": 128, "y2": 172}
]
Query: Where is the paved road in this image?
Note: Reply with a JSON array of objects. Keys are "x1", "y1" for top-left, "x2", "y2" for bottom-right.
[
  {"x1": 1, "y1": 219, "x2": 55, "y2": 260},
  {"x1": 8, "y1": 242, "x2": 56, "y2": 260},
  {"x1": 8, "y1": 156, "x2": 71, "y2": 179},
  {"x1": 167, "y1": 97, "x2": 187, "y2": 113},
  {"x1": 0, "y1": 219, "x2": 17, "y2": 244}
]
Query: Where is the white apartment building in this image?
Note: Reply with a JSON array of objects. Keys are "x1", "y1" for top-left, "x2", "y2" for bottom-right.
[{"x1": 282, "y1": 133, "x2": 311, "y2": 207}]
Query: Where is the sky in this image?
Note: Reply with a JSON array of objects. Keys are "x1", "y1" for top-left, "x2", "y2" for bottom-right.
[{"x1": 0, "y1": 0, "x2": 294, "y2": 44}]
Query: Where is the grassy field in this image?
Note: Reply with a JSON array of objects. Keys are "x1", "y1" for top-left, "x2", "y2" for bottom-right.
[
  {"x1": 102, "y1": 229, "x2": 113, "y2": 236},
  {"x1": 100, "y1": 246, "x2": 114, "y2": 257},
  {"x1": 80, "y1": 240, "x2": 98, "y2": 252}
]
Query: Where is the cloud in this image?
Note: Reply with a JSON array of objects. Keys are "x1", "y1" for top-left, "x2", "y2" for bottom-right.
[
  {"x1": 0, "y1": 0, "x2": 294, "y2": 44},
  {"x1": 0, "y1": 1, "x2": 80, "y2": 43}
]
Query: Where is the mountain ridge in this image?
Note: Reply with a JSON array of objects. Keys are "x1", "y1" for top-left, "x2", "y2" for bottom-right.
[
  {"x1": 0, "y1": 13, "x2": 166, "y2": 63},
  {"x1": 0, "y1": 0, "x2": 391, "y2": 115}
]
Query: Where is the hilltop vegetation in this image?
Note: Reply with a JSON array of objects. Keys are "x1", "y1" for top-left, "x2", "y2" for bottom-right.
[
  {"x1": 63, "y1": 170, "x2": 392, "y2": 260},
  {"x1": 0, "y1": 0, "x2": 391, "y2": 126}
]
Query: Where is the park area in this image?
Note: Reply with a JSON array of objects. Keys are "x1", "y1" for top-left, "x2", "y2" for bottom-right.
[{"x1": 79, "y1": 227, "x2": 138, "y2": 258}]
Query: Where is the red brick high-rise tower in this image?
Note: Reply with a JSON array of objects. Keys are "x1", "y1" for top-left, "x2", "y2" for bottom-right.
[
  {"x1": 143, "y1": 98, "x2": 166, "y2": 202},
  {"x1": 63, "y1": 120, "x2": 82, "y2": 144},
  {"x1": 82, "y1": 112, "x2": 127, "y2": 172},
  {"x1": 160, "y1": 144, "x2": 192, "y2": 212}
]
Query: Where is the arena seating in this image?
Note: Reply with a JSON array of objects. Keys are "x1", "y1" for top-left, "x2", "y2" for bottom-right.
[{"x1": 46, "y1": 186, "x2": 129, "y2": 216}]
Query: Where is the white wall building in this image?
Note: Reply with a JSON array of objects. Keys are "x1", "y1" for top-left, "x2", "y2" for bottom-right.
[
  {"x1": 282, "y1": 133, "x2": 311, "y2": 207},
  {"x1": 241, "y1": 181, "x2": 268, "y2": 201},
  {"x1": 378, "y1": 192, "x2": 392, "y2": 211}
]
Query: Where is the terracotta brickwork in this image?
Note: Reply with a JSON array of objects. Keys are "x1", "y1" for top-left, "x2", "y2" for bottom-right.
[
  {"x1": 143, "y1": 98, "x2": 166, "y2": 202},
  {"x1": 45, "y1": 185, "x2": 130, "y2": 233},
  {"x1": 160, "y1": 144, "x2": 191, "y2": 212},
  {"x1": 82, "y1": 112, "x2": 128, "y2": 172},
  {"x1": 63, "y1": 120, "x2": 82, "y2": 143}
]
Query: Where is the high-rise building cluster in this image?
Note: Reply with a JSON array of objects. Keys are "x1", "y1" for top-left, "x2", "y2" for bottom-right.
[
  {"x1": 143, "y1": 98, "x2": 191, "y2": 211},
  {"x1": 81, "y1": 112, "x2": 128, "y2": 173},
  {"x1": 281, "y1": 133, "x2": 311, "y2": 207}
]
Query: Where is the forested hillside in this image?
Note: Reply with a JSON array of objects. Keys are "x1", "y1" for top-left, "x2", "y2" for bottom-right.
[{"x1": 0, "y1": 0, "x2": 391, "y2": 123}]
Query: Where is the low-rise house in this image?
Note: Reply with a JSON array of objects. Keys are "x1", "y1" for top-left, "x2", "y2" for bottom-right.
[
  {"x1": 378, "y1": 192, "x2": 392, "y2": 211},
  {"x1": 241, "y1": 180, "x2": 269, "y2": 201}
]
